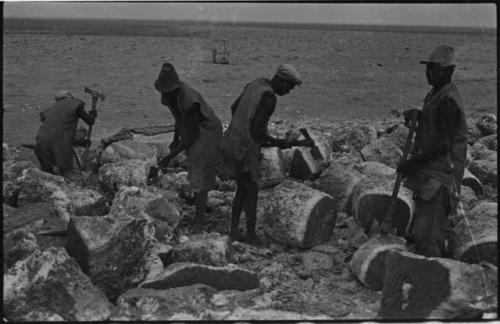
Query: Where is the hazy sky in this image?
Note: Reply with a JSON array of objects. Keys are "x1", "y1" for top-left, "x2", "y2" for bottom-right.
[{"x1": 3, "y1": 2, "x2": 497, "y2": 28}]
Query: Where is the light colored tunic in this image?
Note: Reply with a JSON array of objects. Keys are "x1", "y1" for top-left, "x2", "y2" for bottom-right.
[{"x1": 165, "y1": 82, "x2": 222, "y2": 192}]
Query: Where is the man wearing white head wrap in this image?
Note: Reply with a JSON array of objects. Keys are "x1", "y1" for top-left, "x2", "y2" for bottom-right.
[
  {"x1": 54, "y1": 90, "x2": 74, "y2": 101},
  {"x1": 34, "y1": 91, "x2": 97, "y2": 179},
  {"x1": 218, "y1": 64, "x2": 311, "y2": 246},
  {"x1": 275, "y1": 64, "x2": 302, "y2": 86}
]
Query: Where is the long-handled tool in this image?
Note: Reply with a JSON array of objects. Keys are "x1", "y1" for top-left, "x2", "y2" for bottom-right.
[
  {"x1": 82, "y1": 86, "x2": 105, "y2": 170},
  {"x1": 379, "y1": 116, "x2": 418, "y2": 235},
  {"x1": 72, "y1": 147, "x2": 86, "y2": 187}
]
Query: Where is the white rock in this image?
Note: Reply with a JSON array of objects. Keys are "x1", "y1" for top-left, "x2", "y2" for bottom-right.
[{"x1": 262, "y1": 180, "x2": 336, "y2": 248}]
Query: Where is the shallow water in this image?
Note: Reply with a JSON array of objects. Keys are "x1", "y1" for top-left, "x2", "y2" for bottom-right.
[{"x1": 3, "y1": 19, "x2": 496, "y2": 145}]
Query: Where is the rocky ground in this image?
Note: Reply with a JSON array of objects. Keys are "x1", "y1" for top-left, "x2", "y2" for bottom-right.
[{"x1": 3, "y1": 112, "x2": 497, "y2": 321}]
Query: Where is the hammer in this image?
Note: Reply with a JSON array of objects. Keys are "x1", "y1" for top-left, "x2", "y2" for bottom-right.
[
  {"x1": 298, "y1": 128, "x2": 323, "y2": 160},
  {"x1": 82, "y1": 86, "x2": 105, "y2": 170},
  {"x1": 84, "y1": 86, "x2": 105, "y2": 109}
]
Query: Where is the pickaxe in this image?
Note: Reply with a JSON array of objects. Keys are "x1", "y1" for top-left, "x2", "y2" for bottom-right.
[
  {"x1": 72, "y1": 147, "x2": 86, "y2": 186},
  {"x1": 378, "y1": 115, "x2": 418, "y2": 235},
  {"x1": 82, "y1": 86, "x2": 105, "y2": 170}
]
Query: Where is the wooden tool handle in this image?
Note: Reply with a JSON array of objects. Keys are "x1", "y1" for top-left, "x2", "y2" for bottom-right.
[{"x1": 381, "y1": 116, "x2": 418, "y2": 232}]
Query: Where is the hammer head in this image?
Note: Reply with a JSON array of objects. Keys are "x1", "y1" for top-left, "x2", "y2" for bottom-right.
[
  {"x1": 84, "y1": 86, "x2": 105, "y2": 101},
  {"x1": 299, "y1": 128, "x2": 313, "y2": 142},
  {"x1": 299, "y1": 128, "x2": 323, "y2": 160}
]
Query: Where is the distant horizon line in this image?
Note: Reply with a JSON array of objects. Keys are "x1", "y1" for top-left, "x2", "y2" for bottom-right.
[{"x1": 4, "y1": 16, "x2": 497, "y2": 30}]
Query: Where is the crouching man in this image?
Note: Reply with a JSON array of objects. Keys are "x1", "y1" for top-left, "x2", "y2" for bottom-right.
[{"x1": 35, "y1": 91, "x2": 96, "y2": 179}]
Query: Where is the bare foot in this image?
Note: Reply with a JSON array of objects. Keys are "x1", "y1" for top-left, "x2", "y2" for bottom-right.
[
  {"x1": 229, "y1": 229, "x2": 243, "y2": 242},
  {"x1": 193, "y1": 219, "x2": 206, "y2": 233},
  {"x1": 246, "y1": 235, "x2": 267, "y2": 247}
]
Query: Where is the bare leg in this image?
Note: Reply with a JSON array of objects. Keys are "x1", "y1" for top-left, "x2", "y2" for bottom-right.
[
  {"x1": 60, "y1": 166, "x2": 86, "y2": 185},
  {"x1": 34, "y1": 144, "x2": 54, "y2": 174},
  {"x1": 193, "y1": 191, "x2": 208, "y2": 232},
  {"x1": 59, "y1": 167, "x2": 73, "y2": 179},
  {"x1": 411, "y1": 187, "x2": 450, "y2": 257},
  {"x1": 231, "y1": 174, "x2": 248, "y2": 240},
  {"x1": 244, "y1": 179, "x2": 259, "y2": 243},
  {"x1": 40, "y1": 165, "x2": 54, "y2": 174}
]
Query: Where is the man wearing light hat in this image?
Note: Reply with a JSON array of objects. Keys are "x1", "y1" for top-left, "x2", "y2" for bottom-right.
[
  {"x1": 154, "y1": 62, "x2": 223, "y2": 232},
  {"x1": 387, "y1": 46, "x2": 468, "y2": 257},
  {"x1": 218, "y1": 64, "x2": 313, "y2": 245},
  {"x1": 35, "y1": 91, "x2": 97, "y2": 178}
]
